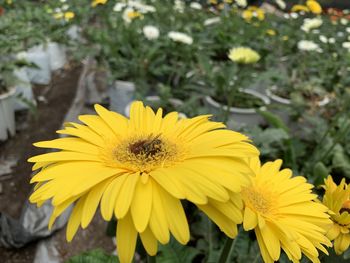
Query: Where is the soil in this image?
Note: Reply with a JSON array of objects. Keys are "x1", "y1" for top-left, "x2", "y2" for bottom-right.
[{"x1": 0, "y1": 64, "x2": 115, "y2": 263}]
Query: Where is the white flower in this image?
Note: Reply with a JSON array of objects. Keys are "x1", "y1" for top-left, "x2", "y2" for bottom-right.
[
  {"x1": 204, "y1": 17, "x2": 221, "y2": 26},
  {"x1": 301, "y1": 18, "x2": 323, "y2": 32},
  {"x1": 337, "y1": 32, "x2": 345, "y2": 37},
  {"x1": 341, "y1": 18, "x2": 348, "y2": 25},
  {"x1": 127, "y1": 1, "x2": 156, "y2": 13},
  {"x1": 236, "y1": 0, "x2": 247, "y2": 8},
  {"x1": 312, "y1": 29, "x2": 320, "y2": 34},
  {"x1": 347, "y1": 27, "x2": 350, "y2": 33},
  {"x1": 16, "y1": 51, "x2": 28, "y2": 60},
  {"x1": 290, "y1": 12, "x2": 299, "y2": 19},
  {"x1": 342, "y1": 42, "x2": 350, "y2": 49},
  {"x1": 59, "y1": 0, "x2": 66, "y2": 2},
  {"x1": 298, "y1": 40, "x2": 320, "y2": 51},
  {"x1": 122, "y1": 7, "x2": 134, "y2": 23},
  {"x1": 143, "y1": 25, "x2": 160, "y2": 40},
  {"x1": 61, "y1": 4, "x2": 69, "y2": 11},
  {"x1": 329, "y1": 38, "x2": 336, "y2": 44},
  {"x1": 54, "y1": 7, "x2": 62, "y2": 13},
  {"x1": 319, "y1": 35, "x2": 328, "y2": 43},
  {"x1": 283, "y1": 13, "x2": 290, "y2": 19},
  {"x1": 190, "y1": 2, "x2": 202, "y2": 10},
  {"x1": 168, "y1": 31, "x2": 193, "y2": 45},
  {"x1": 174, "y1": 0, "x2": 185, "y2": 13},
  {"x1": 275, "y1": 0, "x2": 286, "y2": 9},
  {"x1": 113, "y1": 3, "x2": 126, "y2": 12}
]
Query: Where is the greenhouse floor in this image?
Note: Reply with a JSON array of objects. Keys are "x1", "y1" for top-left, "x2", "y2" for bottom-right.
[{"x1": 0, "y1": 64, "x2": 115, "y2": 263}]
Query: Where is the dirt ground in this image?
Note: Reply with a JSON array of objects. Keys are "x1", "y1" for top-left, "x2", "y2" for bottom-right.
[{"x1": 0, "y1": 64, "x2": 114, "y2": 263}]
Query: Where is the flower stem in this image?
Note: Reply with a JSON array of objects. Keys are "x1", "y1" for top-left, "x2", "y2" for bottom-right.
[
  {"x1": 217, "y1": 237, "x2": 237, "y2": 263},
  {"x1": 147, "y1": 254, "x2": 156, "y2": 263}
]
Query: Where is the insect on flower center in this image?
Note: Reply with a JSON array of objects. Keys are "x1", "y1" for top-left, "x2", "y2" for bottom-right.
[
  {"x1": 112, "y1": 134, "x2": 180, "y2": 173},
  {"x1": 242, "y1": 187, "x2": 275, "y2": 215}
]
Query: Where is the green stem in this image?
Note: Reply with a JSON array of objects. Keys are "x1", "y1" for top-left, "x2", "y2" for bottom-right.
[
  {"x1": 252, "y1": 251, "x2": 261, "y2": 263},
  {"x1": 217, "y1": 237, "x2": 237, "y2": 263},
  {"x1": 147, "y1": 254, "x2": 156, "y2": 263}
]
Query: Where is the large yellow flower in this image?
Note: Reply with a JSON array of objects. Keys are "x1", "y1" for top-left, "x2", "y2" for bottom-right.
[
  {"x1": 241, "y1": 158, "x2": 332, "y2": 263},
  {"x1": 228, "y1": 47, "x2": 260, "y2": 64},
  {"x1": 28, "y1": 102, "x2": 258, "y2": 263},
  {"x1": 306, "y1": 0, "x2": 322, "y2": 15},
  {"x1": 322, "y1": 176, "x2": 350, "y2": 254}
]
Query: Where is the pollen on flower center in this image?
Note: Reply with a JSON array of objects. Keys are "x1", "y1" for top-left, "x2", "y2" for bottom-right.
[
  {"x1": 242, "y1": 187, "x2": 275, "y2": 215},
  {"x1": 112, "y1": 134, "x2": 181, "y2": 172}
]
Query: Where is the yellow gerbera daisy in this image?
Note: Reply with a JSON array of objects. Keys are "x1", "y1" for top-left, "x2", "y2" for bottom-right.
[
  {"x1": 92, "y1": 0, "x2": 108, "y2": 7},
  {"x1": 306, "y1": 0, "x2": 322, "y2": 15},
  {"x1": 28, "y1": 102, "x2": 258, "y2": 263},
  {"x1": 322, "y1": 176, "x2": 350, "y2": 254},
  {"x1": 241, "y1": 158, "x2": 332, "y2": 263},
  {"x1": 242, "y1": 6, "x2": 265, "y2": 22},
  {"x1": 228, "y1": 47, "x2": 260, "y2": 64}
]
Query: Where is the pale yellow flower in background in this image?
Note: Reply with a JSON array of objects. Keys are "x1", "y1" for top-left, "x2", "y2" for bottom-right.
[
  {"x1": 301, "y1": 17, "x2": 323, "y2": 32},
  {"x1": 242, "y1": 6, "x2": 265, "y2": 22},
  {"x1": 291, "y1": 4, "x2": 310, "y2": 13},
  {"x1": 92, "y1": 0, "x2": 108, "y2": 7},
  {"x1": 322, "y1": 176, "x2": 350, "y2": 255},
  {"x1": 64, "y1": 11, "x2": 75, "y2": 21},
  {"x1": 266, "y1": 29, "x2": 276, "y2": 36},
  {"x1": 235, "y1": 0, "x2": 247, "y2": 8},
  {"x1": 242, "y1": 158, "x2": 332, "y2": 263},
  {"x1": 228, "y1": 47, "x2": 260, "y2": 64},
  {"x1": 53, "y1": 11, "x2": 75, "y2": 21},
  {"x1": 122, "y1": 8, "x2": 142, "y2": 23},
  {"x1": 209, "y1": 0, "x2": 218, "y2": 4},
  {"x1": 307, "y1": 0, "x2": 322, "y2": 14},
  {"x1": 275, "y1": 0, "x2": 286, "y2": 10},
  {"x1": 168, "y1": 31, "x2": 193, "y2": 45}
]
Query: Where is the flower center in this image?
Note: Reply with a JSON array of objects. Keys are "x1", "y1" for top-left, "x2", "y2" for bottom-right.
[
  {"x1": 340, "y1": 200, "x2": 350, "y2": 215},
  {"x1": 112, "y1": 134, "x2": 181, "y2": 173},
  {"x1": 241, "y1": 187, "x2": 275, "y2": 216}
]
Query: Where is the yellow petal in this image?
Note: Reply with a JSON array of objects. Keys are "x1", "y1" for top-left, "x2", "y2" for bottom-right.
[
  {"x1": 149, "y1": 184, "x2": 170, "y2": 244},
  {"x1": 130, "y1": 178, "x2": 153, "y2": 232},
  {"x1": 243, "y1": 207, "x2": 258, "y2": 230},
  {"x1": 158, "y1": 186, "x2": 190, "y2": 244},
  {"x1": 66, "y1": 196, "x2": 86, "y2": 242},
  {"x1": 140, "y1": 227, "x2": 158, "y2": 256},
  {"x1": 115, "y1": 173, "x2": 139, "y2": 219},
  {"x1": 117, "y1": 212, "x2": 137, "y2": 263}
]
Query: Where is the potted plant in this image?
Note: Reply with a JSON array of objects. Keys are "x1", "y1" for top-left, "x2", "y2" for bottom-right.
[
  {"x1": 0, "y1": 70, "x2": 16, "y2": 141},
  {"x1": 198, "y1": 48, "x2": 270, "y2": 128}
]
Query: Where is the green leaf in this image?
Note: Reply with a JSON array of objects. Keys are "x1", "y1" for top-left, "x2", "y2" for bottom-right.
[
  {"x1": 158, "y1": 237, "x2": 201, "y2": 263},
  {"x1": 312, "y1": 162, "x2": 329, "y2": 186},
  {"x1": 65, "y1": 249, "x2": 119, "y2": 263},
  {"x1": 257, "y1": 109, "x2": 289, "y2": 133}
]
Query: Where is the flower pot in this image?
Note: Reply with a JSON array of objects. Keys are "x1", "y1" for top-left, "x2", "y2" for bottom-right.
[
  {"x1": 47, "y1": 42, "x2": 67, "y2": 71},
  {"x1": 109, "y1": 80, "x2": 135, "y2": 114},
  {"x1": 266, "y1": 86, "x2": 331, "y2": 124},
  {"x1": 124, "y1": 96, "x2": 187, "y2": 118},
  {"x1": 13, "y1": 68, "x2": 36, "y2": 111},
  {"x1": 0, "y1": 88, "x2": 16, "y2": 141},
  {"x1": 204, "y1": 89, "x2": 270, "y2": 128},
  {"x1": 25, "y1": 46, "x2": 51, "y2": 85}
]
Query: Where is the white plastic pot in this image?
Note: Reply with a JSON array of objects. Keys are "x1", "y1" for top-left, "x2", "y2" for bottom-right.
[
  {"x1": 0, "y1": 88, "x2": 16, "y2": 141},
  {"x1": 26, "y1": 45, "x2": 51, "y2": 85},
  {"x1": 13, "y1": 68, "x2": 36, "y2": 111},
  {"x1": 266, "y1": 87, "x2": 330, "y2": 124},
  {"x1": 204, "y1": 89, "x2": 270, "y2": 128},
  {"x1": 124, "y1": 96, "x2": 186, "y2": 118},
  {"x1": 109, "y1": 80, "x2": 136, "y2": 114},
  {"x1": 47, "y1": 42, "x2": 67, "y2": 71}
]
